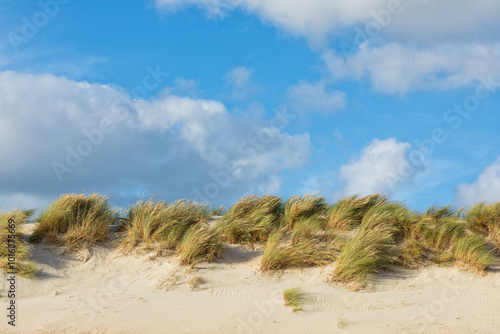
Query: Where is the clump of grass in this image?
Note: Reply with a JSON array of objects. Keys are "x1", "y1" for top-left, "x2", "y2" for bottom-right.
[
  {"x1": 120, "y1": 199, "x2": 213, "y2": 250},
  {"x1": 215, "y1": 195, "x2": 283, "y2": 246},
  {"x1": 31, "y1": 194, "x2": 116, "y2": 249},
  {"x1": 120, "y1": 199, "x2": 221, "y2": 265},
  {"x1": 261, "y1": 230, "x2": 334, "y2": 271},
  {"x1": 454, "y1": 235, "x2": 496, "y2": 274},
  {"x1": 465, "y1": 202, "x2": 500, "y2": 249},
  {"x1": 0, "y1": 210, "x2": 39, "y2": 278},
  {"x1": 326, "y1": 194, "x2": 386, "y2": 231},
  {"x1": 177, "y1": 223, "x2": 222, "y2": 266},
  {"x1": 424, "y1": 217, "x2": 467, "y2": 253},
  {"x1": 282, "y1": 194, "x2": 327, "y2": 230},
  {"x1": 283, "y1": 287, "x2": 306, "y2": 312},
  {"x1": 330, "y1": 211, "x2": 397, "y2": 289},
  {"x1": 188, "y1": 276, "x2": 205, "y2": 290}
]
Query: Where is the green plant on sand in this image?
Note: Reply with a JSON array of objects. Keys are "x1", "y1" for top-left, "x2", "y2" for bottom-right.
[
  {"x1": 0, "y1": 209, "x2": 38, "y2": 278},
  {"x1": 30, "y1": 193, "x2": 117, "y2": 249}
]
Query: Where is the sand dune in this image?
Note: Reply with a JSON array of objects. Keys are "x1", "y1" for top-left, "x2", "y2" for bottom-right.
[{"x1": 1, "y1": 223, "x2": 499, "y2": 334}]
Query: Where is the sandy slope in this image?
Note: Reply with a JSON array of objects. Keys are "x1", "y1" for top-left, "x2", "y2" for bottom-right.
[{"x1": 1, "y1": 224, "x2": 499, "y2": 334}]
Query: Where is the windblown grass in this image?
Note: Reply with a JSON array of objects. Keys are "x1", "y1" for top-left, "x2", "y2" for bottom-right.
[
  {"x1": 282, "y1": 194, "x2": 327, "y2": 230},
  {"x1": 290, "y1": 216, "x2": 323, "y2": 243},
  {"x1": 465, "y1": 202, "x2": 500, "y2": 249},
  {"x1": 283, "y1": 287, "x2": 306, "y2": 312},
  {"x1": 31, "y1": 194, "x2": 117, "y2": 249},
  {"x1": 120, "y1": 199, "x2": 221, "y2": 265},
  {"x1": 261, "y1": 230, "x2": 334, "y2": 271},
  {"x1": 454, "y1": 235, "x2": 496, "y2": 274},
  {"x1": 177, "y1": 223, "x2": 222, "y2": 266},
  {"x1": 215, "y1": 195, "x2": 283, "y2": 246},
  {"x1": 0, "y1": 210, "x2": 38, "y2": 278},
  {"x1": 424, "y1": 205, "x2": 462, "y2": 220},
  {"x1": 120, "y1": 199, "x2": 215, "y2": 249},
  {"x1": 326, "y1": 194, "x2": 387, "y2": 231},
  {"x1": 424, "y1": 217, "x2": 467, "y2": 252},
  {"x1": 330, "y1": 210, "x2": 397, "y2": 288}
]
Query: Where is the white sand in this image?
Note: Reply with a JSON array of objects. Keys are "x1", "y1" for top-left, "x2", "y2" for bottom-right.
[{"x1": 1, "y1": 224, "x2": 499, "y2": 334}]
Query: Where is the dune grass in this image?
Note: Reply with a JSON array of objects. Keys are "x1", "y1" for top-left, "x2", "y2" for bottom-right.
[
  {"x1": 120, "y1": 199, "x2": 215, "y2": 248},
  {"x1": 325, "y1": 194, "x2": 387, "y2": 231},
  {"x1": 282, "y1": 193, "x2": 327, "y2": 230},
  {"x1": 215, "y1": 195, "x2": 283, "y2": 246},
  {"x1": 330, "y1": 207, "x2": 398, "y2": 288},
  {"x1": 261, "y1": 229, "x2": 335, "y2": 271},
  {"x1": 120, "y1": 198, "x2": 221, "y2": 265},
  {"x1": 177, "y1": 223, "x2": 222, "y2": 265},
  {"x1": 0, "y1": 210, "x2": 38, "y2": 278},
  {"x1": 30, "y1": 194, "x2": 117, "y2": 249},
  {"x1": 465, "y1": 202, "x2": 500, "y2": 249},
  {"x1": 283, "y1": 287, "x2": 306, "y2": 312},
  {"x1": 454, "y1": 235, "x2": 496, "y2": 274},
  {"x1": 289, "y1": 216, "x2": 324, "y2": 243}
]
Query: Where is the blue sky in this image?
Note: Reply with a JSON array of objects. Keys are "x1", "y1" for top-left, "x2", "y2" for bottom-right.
[{"x1": 1, "y1": 0, "x2": 500, "y2": 212}]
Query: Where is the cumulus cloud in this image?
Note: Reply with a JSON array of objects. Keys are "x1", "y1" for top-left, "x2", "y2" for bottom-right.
[
  {"x1": 337, "y1": 138, "x2": 416, "y2": 196},
  {"x1": 0, "y1": 71, "x2": 310, "y2": 210},
  {"x1": 455, "y1": 157, "x2": 500, "y2": 206},
  {"x1": 154, "y1": 0, "x2": 500, "y2": 45},
  {"x1": 286, "y1": 81, "x2": 346, "y2": 115},
  {"x1": 155, "y1": 0, "x2": 500, "y2": 93},
  {"x1": 323, "y1": 43, "x2": 500, "y2": 93}
]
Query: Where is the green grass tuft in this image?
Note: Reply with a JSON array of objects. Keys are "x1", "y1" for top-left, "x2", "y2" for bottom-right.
[
  {"x1": 177, "y1": 223, "x2": 222, "y2": 266},
  {"x1": 31, "y1": 193, "x2": 116, "y2": 249},
  {"x1": 283, "y1": 287, "x2": 306, "y2": 312},
  {"x1": 465, "y1": 202, "x2": 500, "y2": 249},
  {"x1": 282, "y1": 193, "x2": 327, "y2": 230},
  {"x1": 454, "y1": 235, "x2": 496, "y2": 274},
  {"x1": 120, "y1": 198, "x2": 220, "y2": 265},
  {"x1": 330, "y1": 211, "x2": 397, "y2": 289},
  {"x1": 261, "y1": 230, "x2": 334, "y2": 271},
  {"x1": 215, "y1": 195, "x2": 283, "y2": 246},
  {"x1": 326, "y1": 194, "x2": 387, "y2": 231},
  {"x1": 0, "y1": 210, "x2": 39, "y2": 278}
]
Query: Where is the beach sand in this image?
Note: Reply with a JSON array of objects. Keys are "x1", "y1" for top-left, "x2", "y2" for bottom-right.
[{"x1": 1, "y1": 223, "x2": 499, "y2": 334}]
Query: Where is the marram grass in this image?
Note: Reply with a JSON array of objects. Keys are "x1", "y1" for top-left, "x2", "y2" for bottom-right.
[
  {"x1": 261, "y1": 230, "x2": 335, "y2": 271},
  {"x1": 465, "y1": 202, "x2": 500, "y2": 249},
  {"x1": 282, "y1": 193, "x2": 327, "y2": 230},
  {"x1": 0, "y1": 210, "x2": 38, "y2": 278},
  {"x1": 4, "y1": 192, "x2": 500, "y2": 283},
  {"x1": 453, "y1": 235, "x2": 496, "y2": 275},
  {"x1": 330, "y1": 211, "x2": 398, "y2": 289},
  {"x1": 177, "y1": 223, "x2": 222, "y2": 266},
  {"x1": 120, "y1": 198, "x2": 222, "y2": 265},
  {"x1": 326, "y1": 194, "x2": 387, "y2": 231},
  {"x1": 283, "y1": 287, "x2": 306, "y2": 312},
  {"x1": 215, "y1": 195, "x2": 282, "y2": 246},
  {"x1": 31, "y1": 193, "x2": 117, "y2": 249}
]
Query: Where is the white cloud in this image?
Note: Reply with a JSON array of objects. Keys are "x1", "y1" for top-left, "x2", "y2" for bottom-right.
[
  {"x1": 155, "y1": 0, "x2": 500, "y2": 93},
  {"x1": 0, "y1": 71, "x2": 310, "y2": 210},
  {"x1": 323, "y1": 43, "x2": 500, "y2": 93},
  {"x1": 154, "y1": 0, "x2": 500, "y2": 45},
  {"x1": 456, "y1": 157, "x2": 500, "y2": 206},
  {"x1": 337, "y1": 138, "x2": 415, "y2": 196},
  {"x1": 286, "y1": 81, "x2": 346, "y2": 115},
  {"x1": 224, "y1": 66, "x2": 261, "y2": 99}
]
